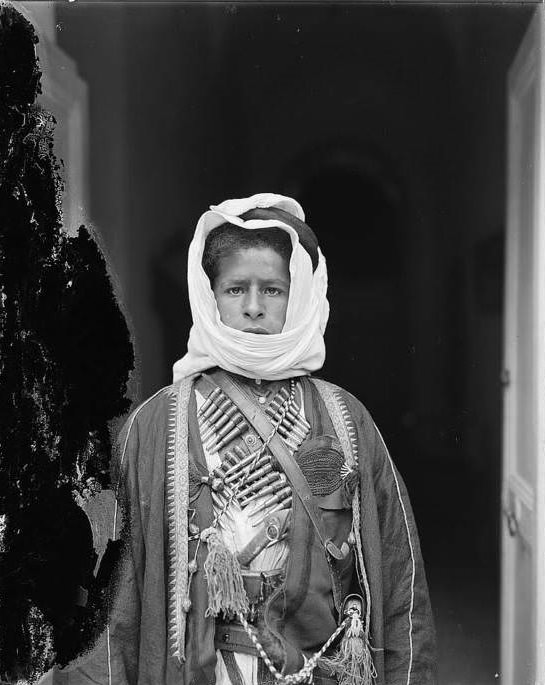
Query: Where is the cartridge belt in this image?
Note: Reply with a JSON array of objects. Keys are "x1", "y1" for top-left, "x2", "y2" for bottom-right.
[{"x1": 201, "y1": 372, "x2": 350, "y2": 563}]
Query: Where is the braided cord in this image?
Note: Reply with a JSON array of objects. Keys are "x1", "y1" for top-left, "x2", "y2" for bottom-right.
[
  {"x1": 238, "y1": 611, "x2": 349, "y2": 684},
  {"x1": 311, "y1": 380, "x2": 372, "y2": 637},
  {"x1": 352, "y1": 485, "x2": 372, "y2": 635}
]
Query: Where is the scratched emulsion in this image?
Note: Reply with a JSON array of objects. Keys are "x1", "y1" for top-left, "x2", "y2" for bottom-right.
[{"x1": 0, "y1": 5, "x2": 134, "y2": 681}]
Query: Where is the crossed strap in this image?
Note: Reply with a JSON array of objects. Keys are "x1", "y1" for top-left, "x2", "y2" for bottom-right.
[{"x1": 200, "y1": 371, "x2": 349, "y2": 561}]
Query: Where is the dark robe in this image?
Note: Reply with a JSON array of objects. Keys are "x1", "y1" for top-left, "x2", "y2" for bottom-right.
[{"x1": 51, "y1": 373, "x2": 437, "y2": 685}]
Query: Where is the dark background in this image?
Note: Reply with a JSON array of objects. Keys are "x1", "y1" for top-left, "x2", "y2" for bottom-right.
[{"x1": 53, "y1": 3, "x2": 535, "y2": 682}]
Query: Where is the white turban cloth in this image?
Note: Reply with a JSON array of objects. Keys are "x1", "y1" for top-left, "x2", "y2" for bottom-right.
[{"x1": 172, "y1": 193, "x2": 330, "y2": 382}]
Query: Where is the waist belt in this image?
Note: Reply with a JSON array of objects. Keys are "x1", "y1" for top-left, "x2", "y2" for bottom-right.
[
  {"x1": 215, "y1": 568, "x2": 284, "y2": 654},
  {"x1": 215, "y1": 621, "x2": 259, "y2": 656}
]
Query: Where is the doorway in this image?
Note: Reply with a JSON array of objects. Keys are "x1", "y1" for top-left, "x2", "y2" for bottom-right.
[{"x1": 50, "y1": 3, "x2": 538, "y2": 682}]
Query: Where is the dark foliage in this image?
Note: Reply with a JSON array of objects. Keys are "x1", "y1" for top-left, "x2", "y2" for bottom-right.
[{"x1": 0, "y1": 6, "x2": 134, "y2": 680}]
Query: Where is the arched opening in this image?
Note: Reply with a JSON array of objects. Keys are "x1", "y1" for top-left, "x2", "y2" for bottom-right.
[{"x1": 283, "y1": 150, "x2": 410, "y2": 456}]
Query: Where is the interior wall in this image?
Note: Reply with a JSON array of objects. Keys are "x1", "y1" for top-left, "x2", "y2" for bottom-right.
[
  {"x1": 54, "y1": 2, "x2": 134, "y2": 381},
  {"x1": 53, "y1": 4, "x2": 534, "y2": 684}
]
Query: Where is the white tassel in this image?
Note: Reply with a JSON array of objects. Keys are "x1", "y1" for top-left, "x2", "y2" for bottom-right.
[
  {"x1": 201, "y1": 527, "x2": 249, "y2": 618},
  {"x1": 321, "y1": 596, "x2": 376, "y2": 685}
]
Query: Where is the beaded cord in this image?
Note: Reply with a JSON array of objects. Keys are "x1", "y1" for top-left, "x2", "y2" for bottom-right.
[{"x1": 238, "y1": 611, "x2": 351, "y2": 684}]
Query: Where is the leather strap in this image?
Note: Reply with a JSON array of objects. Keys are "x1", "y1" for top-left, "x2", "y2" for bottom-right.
[
  {"x1": 215, "y1": 622, "x2": 259, "y2": 656},
  {"x1": 200, "y1": 372, "x2": 348, "y2": 560},
  {"x1": 220, "y1": 651, "x2": 246, "y2": 685},
  {"x1": 237, "y1": 510, "x2": 290, "y2": 567}
]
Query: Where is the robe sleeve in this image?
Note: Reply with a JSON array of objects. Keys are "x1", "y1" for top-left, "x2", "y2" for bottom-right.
[{"x1": 371, "y1": 425, "x2": 438, "y2": 685}]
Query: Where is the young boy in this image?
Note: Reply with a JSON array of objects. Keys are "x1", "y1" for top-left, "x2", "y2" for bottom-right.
[{"x1": 55, "y1": 193, "x2": 436, "y2": 685}]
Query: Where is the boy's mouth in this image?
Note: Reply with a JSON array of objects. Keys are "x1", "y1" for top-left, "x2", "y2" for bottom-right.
[{"x1": 243, "y1": 326, "x2": 269, "y2": 334}]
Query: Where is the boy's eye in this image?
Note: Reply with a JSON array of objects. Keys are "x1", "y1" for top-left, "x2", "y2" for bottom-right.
[
  {"x1": 264, "y1": 287, "x2": 282, "y2": 296},
  {"x1": 226, "y1": 286, "x2": 243, "y2": 295}
]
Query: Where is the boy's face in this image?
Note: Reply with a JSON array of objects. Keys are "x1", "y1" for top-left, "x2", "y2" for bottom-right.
[{"x1": 212, "y1": 247, "x2": 290, "y2": 335}]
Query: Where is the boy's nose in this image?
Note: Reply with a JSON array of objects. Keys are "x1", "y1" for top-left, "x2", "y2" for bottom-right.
[{"x1": 243, "y1": 291, "x2": 264, "y2": 319}]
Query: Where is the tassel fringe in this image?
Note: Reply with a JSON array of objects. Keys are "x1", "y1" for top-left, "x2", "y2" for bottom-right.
[
  {"x1": 321, "y1": 607, "x2": 377, "y2": 685},
  {"x1": 201, "y1": 527, "x2": 249, "y2": 618}
]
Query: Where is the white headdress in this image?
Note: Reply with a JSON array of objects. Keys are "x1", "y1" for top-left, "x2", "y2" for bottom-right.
[{"x1": 172, "y1": 193, "x2": 329, "y2": 381}]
